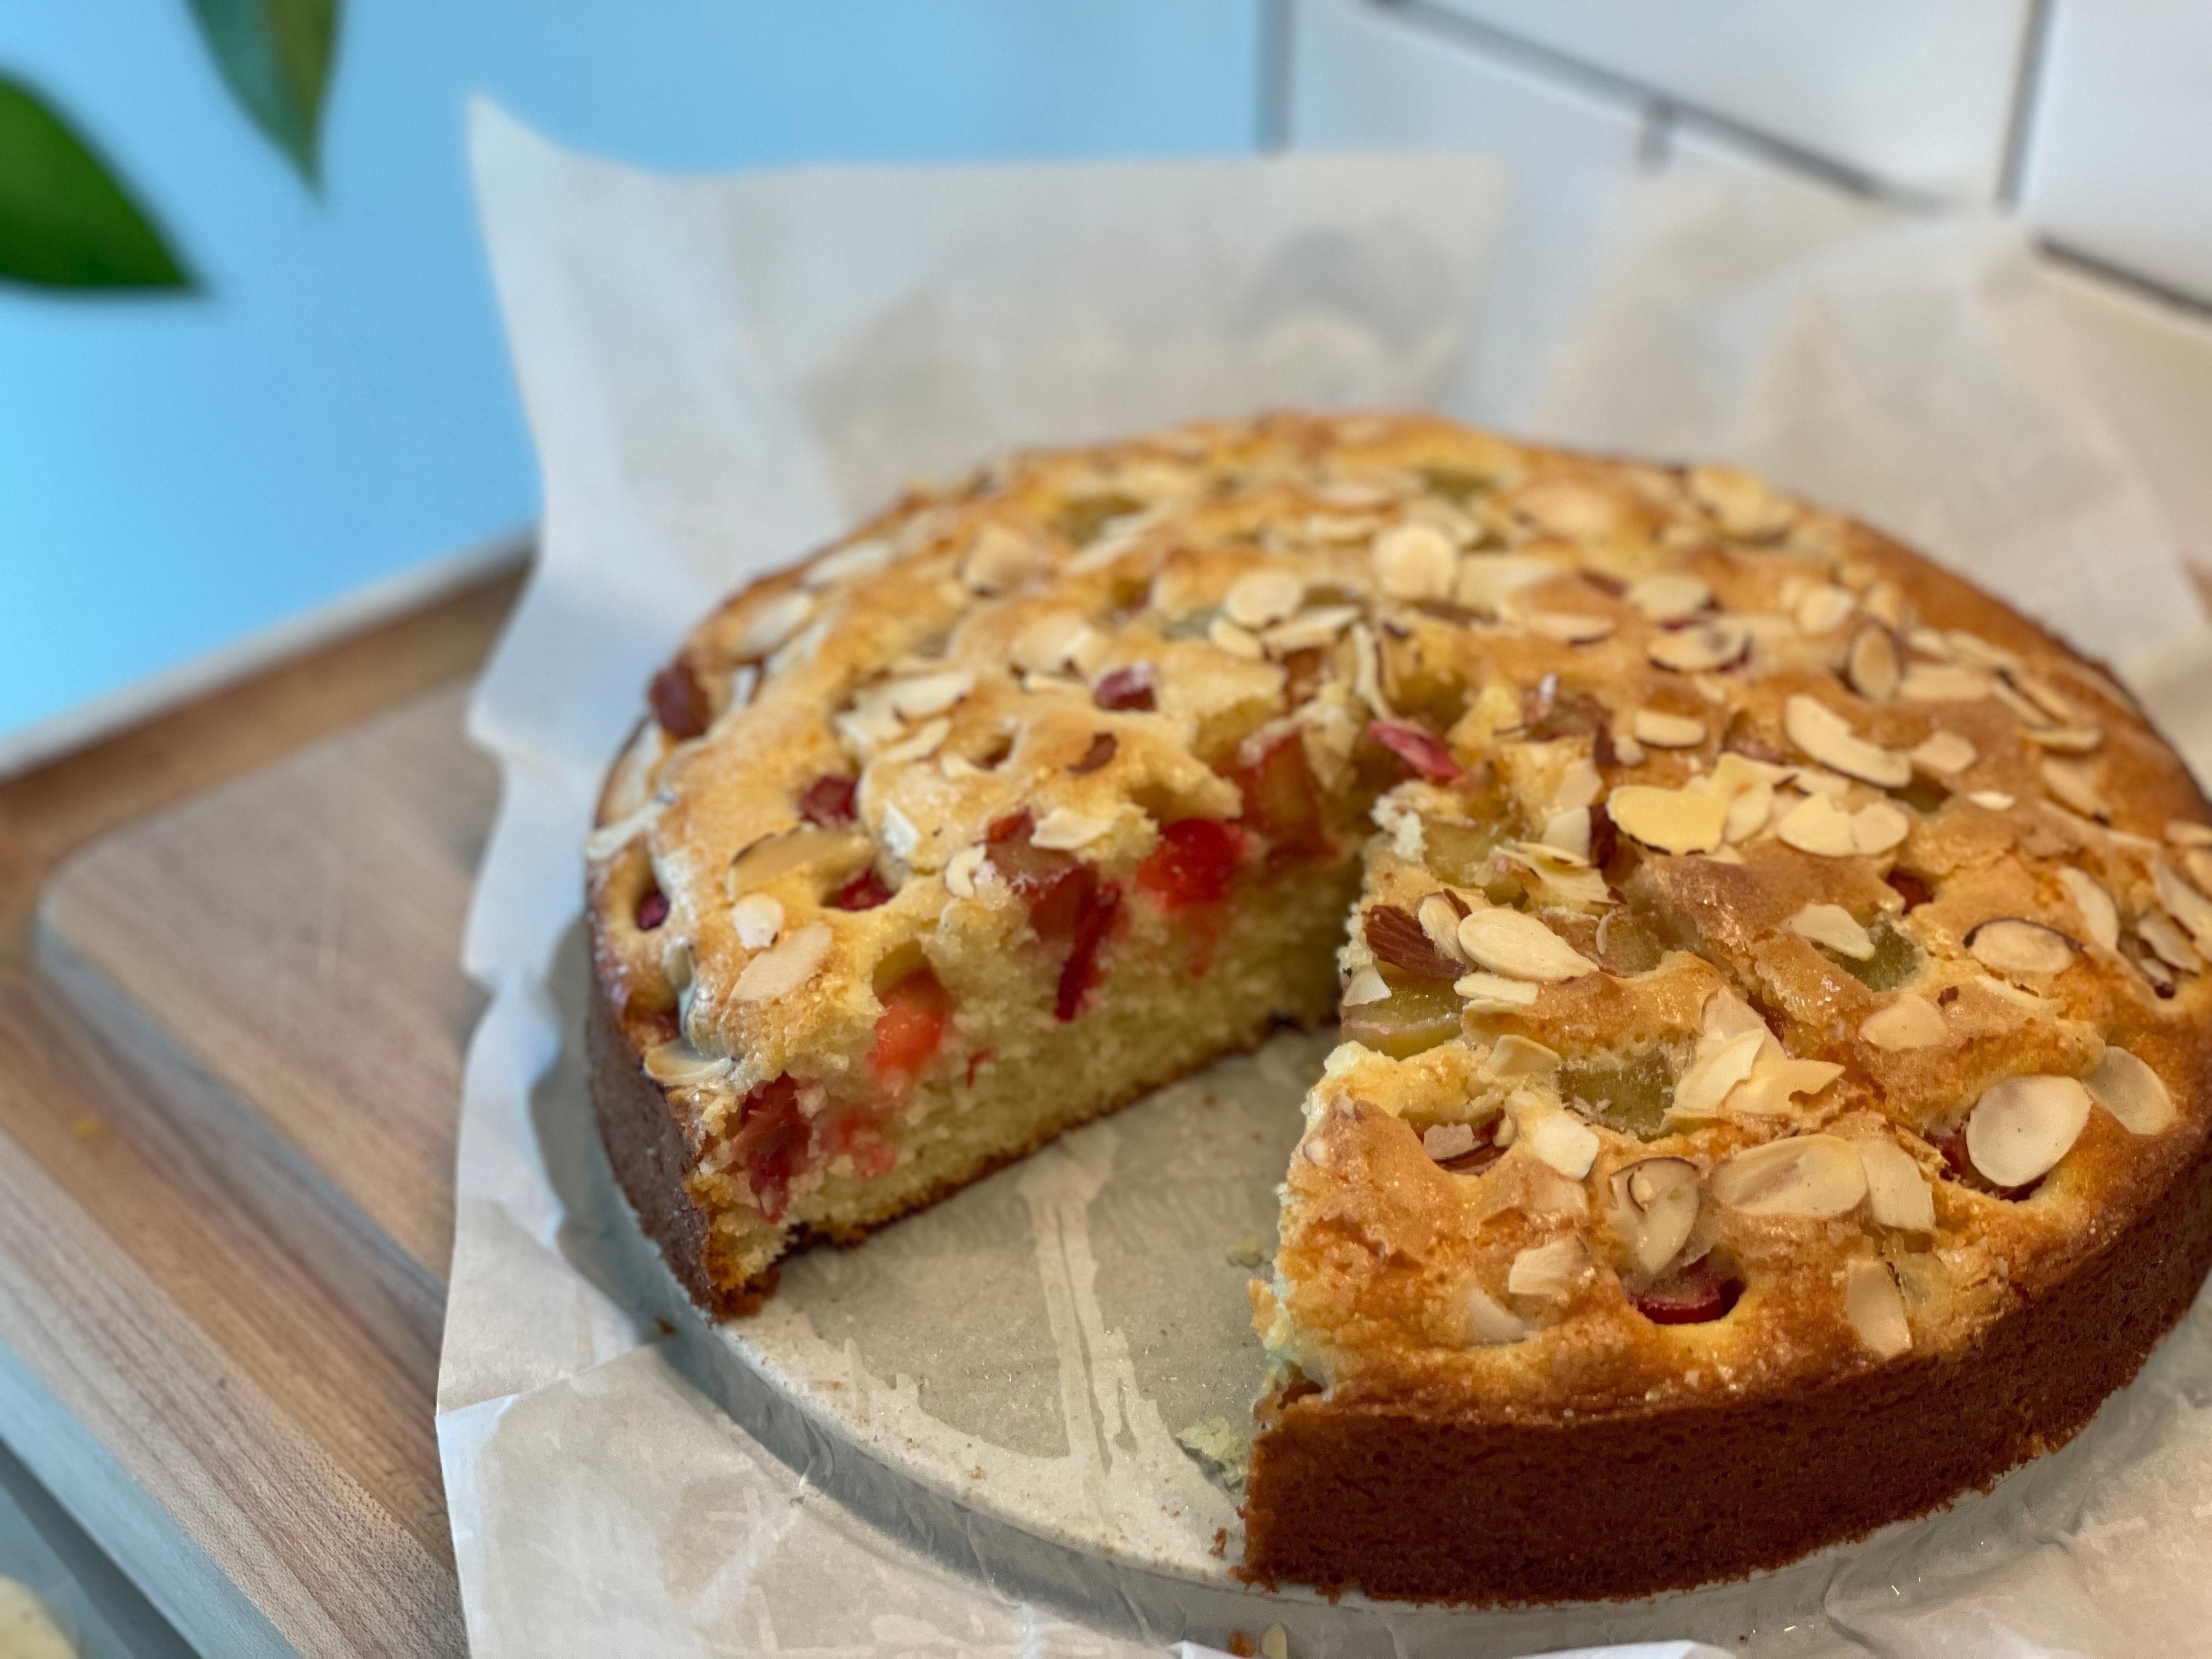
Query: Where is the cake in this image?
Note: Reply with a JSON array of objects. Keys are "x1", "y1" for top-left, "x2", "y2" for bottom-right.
[{"x1": 584, "y1": 411, "x2": 2212, "y2": 1604}]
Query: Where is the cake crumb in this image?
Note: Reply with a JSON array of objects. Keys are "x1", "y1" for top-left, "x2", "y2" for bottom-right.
[
  {"x1": 1226, "y1": 1233, "x2": 1267, "y2": 1269},
  {"x1": 1176, "y1": 1417, "x2": 1250, "y2": 1492},
  {"x1": 1226, "y1": 1634, "x2": 1256, "y2": 1657},
  {"x1": 1210, "y1": 1527, "x2": 1228, "y2": 1558}
]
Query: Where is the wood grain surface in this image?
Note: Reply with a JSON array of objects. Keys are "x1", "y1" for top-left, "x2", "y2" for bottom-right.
[{"x1": 0, "y1": 564, "x2": 520, "y2": 1659}]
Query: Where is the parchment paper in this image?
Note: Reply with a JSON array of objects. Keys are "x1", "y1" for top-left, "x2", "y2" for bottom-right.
[{"x1": 443, "y1": 103, "x2": 2212, "y2": 1658}]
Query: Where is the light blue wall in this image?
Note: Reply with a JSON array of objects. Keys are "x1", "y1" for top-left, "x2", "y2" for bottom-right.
[{"x1": 0, "y1": 3, "x2": 1263, "y2": 744}]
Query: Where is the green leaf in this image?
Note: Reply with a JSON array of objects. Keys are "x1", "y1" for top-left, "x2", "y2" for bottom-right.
[
  {"x1": 189, "y1": 0, "x2": 340, "y2": 187},
  {"x1": 0, "y1": 77, "x2": 193, "y2": 290}
]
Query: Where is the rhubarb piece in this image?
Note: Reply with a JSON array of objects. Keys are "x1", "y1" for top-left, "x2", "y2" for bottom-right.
[
  {"x1": 730, "y1": 1076, "x2": 810, "y2": 1222},
  {"x1": 797, "y1": 772, "x2": 859, "y2": 826},
  {"x1": 1092, "y1": 663, "x2": 1156, "y2": 711},
  {"x1": 871, "y1": 967, "x2": 955, "y2": 1085},
  {"x1": 1368, "y1": 719, "x2": 1463, "y2": 782},
  {"x1": 1630, "y1": 1255, "x2": 1741, "y2": 1324},
  {"x1": 1137, "y1": 818, "x2": 1241, "y2": 909},
  {"x1": 635, "y1": 887, "x2": 669, "y2": 930}
]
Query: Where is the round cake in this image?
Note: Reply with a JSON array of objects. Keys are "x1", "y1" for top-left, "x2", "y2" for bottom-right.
[{"x1": 584, "y1": 410, "x2": 2212, "y2": 1605}]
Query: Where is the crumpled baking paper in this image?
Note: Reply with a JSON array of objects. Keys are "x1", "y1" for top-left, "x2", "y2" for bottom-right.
[{"x1": 443, "y1": 101, "x2": 2212, "y2": 1659}]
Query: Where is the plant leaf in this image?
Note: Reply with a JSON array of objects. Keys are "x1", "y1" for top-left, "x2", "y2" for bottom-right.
[
  {"x1": 0, "y1": 77, "x2": 193, "y2": 290},
  {"x1": 189, "y1": 0, "x2": 340, "y2": 187}
]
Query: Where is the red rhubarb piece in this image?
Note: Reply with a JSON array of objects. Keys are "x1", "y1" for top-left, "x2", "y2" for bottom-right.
[
  {"x1": 798, "y1": 773, "x2": 859, "y2": 826},
  {"x1": 1137, "y1": 819, "x2": 1241, "y2": 909},
  {"x1": 829, "y1": 868, "x2": 895, "y2": 911},
  {"x1": 871, "y1": 967, "x2": 954, "y2": 1082},
  {"x1": 1630, "y1": 1256, "x2": 1742, "y2": 1325},
  {"x1": 1092, "y1": 663, "x2": 1157, "y2": 712},
  {"x1": 634, "y1": 887, "x2": 669, "y2": 930},
  {"x1": 1368, "y1": 719, "x2": 1463, "y2": 782},
  {"x1": 731, "y1": 1075, "x2": 810, "y2": 1223}
]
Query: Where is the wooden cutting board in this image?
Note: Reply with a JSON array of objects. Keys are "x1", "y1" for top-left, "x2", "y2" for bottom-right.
[{"x1": 0, "y1": 571, "x2": 517, "y2": 1659}]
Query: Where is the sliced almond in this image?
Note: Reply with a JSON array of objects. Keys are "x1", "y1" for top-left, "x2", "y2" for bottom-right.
[
  {"x1": 731, "y1": 893, "x2": 784, "y2": 950},
  {"x1": 1648, "y1": 617, "x2": 1751, "y2": 673},
  {"x1": 806, "y1": 537, "x2": 894, "y2": 589},
  {"x1": 2166, "y1": 820, "x2": 2212, "y2": 848},
  {"x1": 1610, "y1": 1156, "x2": 1701, "y2": 1276},
  {"x1": 1609, "y1": 784, "x2": 1728, "y2": 855},
  {"x1": 1967, "y1": 790, "x2": 2016, "y2": 811},
  {"x1": 1494, "y1": 841, "x2": 1611, "y2": 909},
  {"x1": 1775, "y1": 793, "x2": 1856, "y2": 857},
  {"x1": 1542, "y1": 806, "x2": 1592, "y2": 860},
  {"x1": 1784, "y1": 695, "x2": 1910, "y2": 788},
  {"x1": 1454, "y1": 971, "x2": 1542, "y2": 1007},
  {"x1": 1791, "y1": 903, "x2": 1875, "y2": 960},
  {"x1": 1626, "y1": 572, "x2": 1711, "y2": 624},
  {"x1": 736, "y1": 589, "x2": 817, "y2": 658},
  {"x1": 1852, "y1": 801, "x2": 1911, "y2": 856},
  {"x1": 2041, "y1": 759, "x2": 2109, "y2": 821},
  {"x1": 1519, "y1": 1103, "x2": 1601, "y2": 1180},
  {"x1": 1726, "y1": 1053, "x2": 1844, "y2": 1116},
  {"x1": 2156, "y1": 862, "x2": 2212, "y2": 952},
  {"x1": 2023, "y1": 724, "x2": 2103, "y2": 754},
  {"x1": 1966, "y1": 918, "x2": 2078, "y2": 978},
  {"x1": 1012, "y1": 612, "x2": 1104, "y2": 677},
  {"x1": 1465, "y1": 1286, "x2": 1531, "y2": 1345},
  {"x1": 2010, "y1": 671, "x2": 2083, "y2": 726},
  {"x1": 1711, "y1": 1135, "x2": 1866, "y2": 1217},
  {"x1": 2085, "y1": 1047, "x2": 2177, "y2": 1135},
  {"x1": 1671, "y1": 1028, "x2": 1765, "y2": 1119},
  {"x1": 1898, "y1": 662, "x2": 1994, "y2": 702},
  {"x1": 2056, "y1": 868, "x2": 2119, "y2": 951},
  {"x1": 1486, "y1": 1035, "x2": 1560, "y2": 1077},
  {"x1": 1689, "y1": 465, "x2": 1795, "y2": 538},
  {"x1": 1261, "y1": 604, "x2": 1361, "y2": 656},
  {"x1": 1372, "y1": 522, "x2": 1459, "y2": 602},
  {"x1": 1796, "y1": 583, "x2": 1857, "y2": 635},
  {"x1": 879, "y1": 801, "x2": 922, "y2": 862},
  {"x1": 2185, "y1": 848, "x2": 2212, "y2": 899},
  {"x1": 1454, "y1": 553, "x2": 1555, "y2": 616},
  {"x1": 1633, "y1": 709, "x2": 1707, "y2": 748},
  {"x1": 1508, "y1": 1236, "x2": 1591, "y2": 1301},
  {"x1": 959, "y1": 526, "x2": 1042, "y2": 593},
  {"x1": 729, "y1": 826, "x2": 870, "y2": 898},
  {"x1": 1455, "y1": 909, "x2": 1601, "y2": 982},
  {"x1": 1341, "y1": 965, "x2": 1391, "y2": 1007},
  {"x1": 1858, "y1": 1137, "x2": 1936, "y2": 1232},
  {"x1": 1417, "y1": 894, "x2": 1469, "y2": 963},
  {"x1": 1224, "y1": 567, "x2": 1306, "y2": 629},
  {"x1": 1030, "y1": 806, "x2": 1115, "y2": 851},
  {"x1": 642, "y1": 1039, "x2": 734, "y2": 1089},
  {"x1": 1845, "y1": 1258, "x2": 1912, "y2": 1358},
  {"x1": 876, "y1": 716, "x2": 951, "y2": 765},
  {"x1": 943, "y1": 843, "x2": 988, "y2": 900},
  {"x1": 732, "y1": 921, "x2": 833, "y2": 1003},
  {"x1": 1523, "y1": 611, "x2": 1617, "y2": 644},
  {"x1": 1860, "y1": 994, "x2": 1946, "y2": 1051},
  {"x1": 1208, "y1": 617, "x2": 1265, "y2": 660},
  {"x1": 1846, "y1": 625, "x2": 1902, "y2": 703},
  {"x1": 1966, "y1": 1075, "x2": 2091, "y2": 1187},
  {"x1": 2139, "y1": 911, "x2": 2203, "y2": 972},
  {"x1": 1910, "y1": 730, "x2": 1977, "y2": 775},
  {"x1": 1423, "y1": 1122, "x2": 1478, "y2": 1162}
]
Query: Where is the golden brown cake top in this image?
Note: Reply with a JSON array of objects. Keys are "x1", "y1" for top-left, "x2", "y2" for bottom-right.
[{"x1": 584, "y1": 411, "x2": 2212, "y2": 1412}]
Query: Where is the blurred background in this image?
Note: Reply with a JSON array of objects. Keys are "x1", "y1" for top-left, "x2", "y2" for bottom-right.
[{"x1": 5, "y1": 1, "x2": 2212, "y2": 772}]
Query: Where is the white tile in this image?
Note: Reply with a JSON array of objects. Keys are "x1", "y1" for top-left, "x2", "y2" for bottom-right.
[
  {"x1": 1420, "y1": 0, "x2": 2032, "y2": 200},
  {"x1": 2019, "y1": 0, "x2": 2212, "y2": 306}
]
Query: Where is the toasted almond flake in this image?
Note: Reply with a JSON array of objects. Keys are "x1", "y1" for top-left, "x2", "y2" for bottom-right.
[
  {"x1": 1846, "y1": 1259, "x2": 1912, "y2": 1358},
  {"x1": 1858, "y1": 1138, "x2": 1936, "y2": 1231},
  {"x1": 958, "y1": 525, "x2": 1042, "y2": 593},
  {"x1": 887, "y1": 670, "x2": 976, "y2": 721},
  {"x1": 1791, "y1": 903, "x2": 1875, "y2": 960},
  {"x1": 2024, "y1": 724, "x2": 2102, "y2": 754},
  {"x1": 1775, "y1": 792, "x2": 1857, "y2": 857},
  {"x1": 731, "y1": 893, "x2": 783, "y2": 950},
  {"x1": 1689, "y1": 464, "x2": 1795, "y2": 537},
  {"x1": 1456, "y1": 909, "x2": 1600, "y2": 981},
  {"x1": 2040, "y1": 759, "x2": 2108, "y2": 820},
  {"x1": 1508, "y1": 1236, "x2": 1590, "y2": 1300},
  {"x1": 1341, "y1": 966, "x2": 1391, "y2": 1007},
  {"x1": 1520, "y1": 1103, "x2": 1600, "y2": 1179},
  {"x1": 1966, "y1": 917, "x2": 2076, "y2": 977},
  {"x1": 1542, "y1": 806, "x2": 1592, "y2": 860},
  {"x1": 1261, "y1": 604, "x2": 1361, "y2": 655},
  {"x1": 1208, "y1": 618, "x2": 1265, "y2": 660},
  {"x1": 1349, "y1": 622, "x2": 1390, "y2": 716},
  {"x1": 733, "y1": 922, "x2": 833, "y2": 1003},
  {"x1": 1908, "y1": 730, "x2": 1976, "y2": 776},
  {"x1": 1611, "y1": 729, "x2": 1647, "y2": 766},
  {"x1": 1626, "y1": 572, "x2": 1711, "y2": 623},
  {"x1": 1851, "y1": 800, "x2": 1911, "y2": 855},
  {"x1": 1795, "y1": 583, "x2": 1857, "y2": 635},
  {"x1": 1966, "y1": 1075, "x2": 2090, "y2": 1187},
  {"x1": 1224, "y1": 567, "x2": 1306, "y2": 629},
  {"x1": 737, "y1": 590, "x2": 817, "y2": 657},
  {"x1": 805, "y1": 537, "x2": 894, "y2": 589},
  {"x1": 880, "y1": 802, "x2": 922, "y2": 861},
  {"x1": 1726, "y1": 1053, "x2": 1845, "y2": 1116},
  {"x1": 1417, "y1": 894, "x2": 1468, "y2": 962},
  {"x1": 1372, "y1": 522, "x2": 1459, "y2": 602},
  {"x1": 943, "y1": 844, "x2": 986, "y2": 899},
  {"x1": 1524, "y1": 611, "x2": 1617, "y2": 644},
  {"x1": 1454, "y1": 970, "x2": 1542, "y2": 1006},
  {"x1": 1671, "y1": 1028, "x2": 1765, "y2": 1119},
  {"x1": 1633, "y1": 709, "x2": 1707, "y2": 748},
  {"x1": 1423, "y1": 1122, "x2": 1478, "y2": 1161},
  {"x1": 1496, "y1": 840, "x2": 1611, "y2": 909},
  {"x1": 1610, "y1": 784, "x2": 1728, "y2": 855},
  {"x1": 644, "y1": 1039, "x2": 734, "y2": 1088},
  {"x1": 2166, "y1": 820, "x2": 2212, "y2": 848},
  {"x1": 2086, "y1": 1047, "x2": 2176, "y2": 1135},
  {"x1": 1784, "y1": 695, "x2": 1910, "y2": 787},
  {"x1": 2012, "y1": 672, "x2": 2083, "y2": 725},
  {"x1": 1465, "y1": 1286, "x2": 1531, "y2": 1345},
  {"x1": 1648, "y1": 617, "x2": 1751, "y2": 673},
  {"x1": 1898, "y1": 663, "x2": 1994, "y2": 702},
  {"x1": 2158, "y1": 863, "x2": 2212, "y2": 951},
  {"x1": 1860, "y1": 994, "x2": 1946, "y2": 1051},
  {"x1": 2056, "y1": 868, "x2": 2119, "y2": 951},
  {"x1": 1948, "y1": 631, "x2": 2021, "y2": 672},
  {"x1": 585, "y1": 800, "x2": 661, "y2": 862},
  {"x1": 1711, "y1": 1135, "x2": 1866, "y2": 1217},
  {"x1": 1030, "y1": 807, "x2": 1116, "y2": 851},
  {"x1": 1554, "y1": 757, "x2": 1604, "y2": 813},
  {"x1": 1487, "y1": 1034, "x2": 1561, "y2": 1077},
  {"x1": 1454, "y1": 553, "x2": 1555, "y2": 615},
  {"x1": 2185, "y1": 848, "x2": 2212, "y2": 898},
  {"x1": 1846, "y1": 625, "x2": 1902, "y2": 703},
  {"x1": 876, "y1": 716, "x2": 951, "y2": 765},
  {"x1": 729, "y1": 826, "x2": 869, "y2": 898},
  {"x1": 1967, "y1": 790, "x2": 2016, "y2": 811},
  {"x1": 2140, "y1": 911, "x2": 2203, "y2": 972},
  {"x1": 1611, "y1": 1156, "x2": 1701, "y2": 1276}
]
